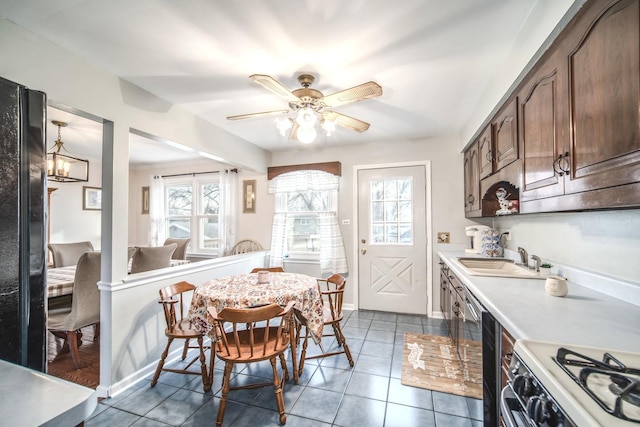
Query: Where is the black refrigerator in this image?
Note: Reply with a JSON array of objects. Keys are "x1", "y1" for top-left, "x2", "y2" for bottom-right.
[{"x1": 0, "y1": 76, "x2": 47, "y2": 371}]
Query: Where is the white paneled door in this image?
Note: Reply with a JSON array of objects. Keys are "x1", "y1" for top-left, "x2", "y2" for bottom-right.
[{"x1": 357, "y1": 165, "x2": 428, "y2": 314}]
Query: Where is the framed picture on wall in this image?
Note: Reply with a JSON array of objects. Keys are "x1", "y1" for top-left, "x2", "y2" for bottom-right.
[
  {"x1": 83, "y1": 186, "x2": 102, "y2": 211},
  {"x1": 141, "y1": 186, "x2": 150, "y2": 214},
  {"x1": 243, "y1": 180, "x2": 256, "y2": 214}
]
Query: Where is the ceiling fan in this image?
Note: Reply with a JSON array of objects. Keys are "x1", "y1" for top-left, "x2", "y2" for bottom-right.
[{"x1": 227, "y1": 74, "x2": 382, "y2": 143}]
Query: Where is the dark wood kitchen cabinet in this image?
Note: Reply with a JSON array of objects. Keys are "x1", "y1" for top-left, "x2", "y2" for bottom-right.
[
  {"x1": 560, "y1": 0, "x2": 640, "y2": 195},
  {"x1": 522, "y1": 0, "x2": 640, "y2": 212},
  {"x1": 477, "y1": 101, "x2": 518, "y2": 181},
  {"x1": 492, "y1": 98, "x2": 518, "y2": 173},
  {"x1": 463, "y1": 140, "x2": 481, "y2": 217},
  {"x1": 468, "y1": 0, "x2": 640, "y2": 215},
  {"x1": 518, "y1": 48, "x2": 567, "y2": 203},
  {"x1": 478, "y1": 126, "x2": 493, "y2": 180}
]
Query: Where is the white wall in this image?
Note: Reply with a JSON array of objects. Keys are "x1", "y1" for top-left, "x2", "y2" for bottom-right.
[
  {"x1": 49, "y1": 156, "x2": 103, "y2": 249},
  {"x1": 237, "y1": 171, "x2": 274, "y2": 250}
]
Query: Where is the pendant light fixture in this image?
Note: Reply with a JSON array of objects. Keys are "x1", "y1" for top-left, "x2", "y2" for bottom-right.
[{"x1": 47, "y1": 120, "x2": 89, "y2": 182}]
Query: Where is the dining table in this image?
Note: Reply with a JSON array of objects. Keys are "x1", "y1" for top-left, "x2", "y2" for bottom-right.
[
  {"x1": 188, "y1": 271, "x2": 325, "y2": 383},
  {"x1": 46, "y1": 259, "x2": 191, "y2": 298}
]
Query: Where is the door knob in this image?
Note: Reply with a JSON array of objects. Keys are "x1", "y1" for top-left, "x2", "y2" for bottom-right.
[{"x1": 361, "y1": 248, "x2": 367, "y2": 255}]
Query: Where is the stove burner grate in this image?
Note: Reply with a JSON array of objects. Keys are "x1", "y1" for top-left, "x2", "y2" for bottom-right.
[{"x1": 555, "y1": 347, "x2": 640, "y2": 424}]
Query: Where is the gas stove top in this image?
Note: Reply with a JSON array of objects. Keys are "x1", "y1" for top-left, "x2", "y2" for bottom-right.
[{"x1": 514, "y1": 340, "x2": 640, "y2": 426}]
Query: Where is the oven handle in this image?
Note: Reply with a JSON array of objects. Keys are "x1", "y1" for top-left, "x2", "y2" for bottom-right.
[
  {"x1": 465, "y1": 296, "x2": 480, "y2": 322},
  {"x1": 500, "y1": 385, "x2": 526, "y2": 427}
]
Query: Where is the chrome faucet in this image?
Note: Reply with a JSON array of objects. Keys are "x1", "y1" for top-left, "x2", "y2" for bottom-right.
[
  {"x1": 530, "y1": 255, "x2": 541, "y2": 272},
  {"x1": 517, "y1": 247, "x2": 528, "y2": 265}
]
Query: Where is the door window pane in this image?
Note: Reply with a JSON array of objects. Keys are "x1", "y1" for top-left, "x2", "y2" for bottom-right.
[{"x1": 369, "y1": 176, "x2": 414, "y2": 245}]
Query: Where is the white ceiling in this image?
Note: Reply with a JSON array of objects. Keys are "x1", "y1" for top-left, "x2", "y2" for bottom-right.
[{"x1": 3, "y1": 0, "x2": 540, "y2": 158}]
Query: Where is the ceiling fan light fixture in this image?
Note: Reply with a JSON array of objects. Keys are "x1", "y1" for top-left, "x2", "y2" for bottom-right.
[
  {"x1": 295, "y1": 107, "x2": 317, "y2": 128},
  {"x1": 275, "y1": 117, "x2": 292, "y2": 136},
  {"x1": 297, "y1": 125, "x2": 317, "y2": 144},
  {"x1": 322, "y1": 118, "x2": 337, "y2": 136}
]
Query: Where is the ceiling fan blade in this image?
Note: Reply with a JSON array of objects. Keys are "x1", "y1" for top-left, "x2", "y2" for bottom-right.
[
  {"x1": 321, "y1": 81, "x2": 382, "y2": 108},
  {"x1": 324, "y1": 111, "x2": 370, "y2": 132},
  {"x1": 227, "y1": 110, "x2": 290, "y2": 120},
  {"x1": 249, "y1": 74, "x2": 300, "y2": 103}
]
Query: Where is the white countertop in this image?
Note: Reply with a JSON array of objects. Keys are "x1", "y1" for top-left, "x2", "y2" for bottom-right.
[
  {"x1": 0, "y1": 360, "x2": 97, "y2": 426},
  {"x1": 438, "y1": 248, "x2": 640, "y2": 353}
]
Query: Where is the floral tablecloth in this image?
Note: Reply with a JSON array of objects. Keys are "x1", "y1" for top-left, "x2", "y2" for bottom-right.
[{"x1": 189, "y1": 272, "x2": 324, "y2": 343}]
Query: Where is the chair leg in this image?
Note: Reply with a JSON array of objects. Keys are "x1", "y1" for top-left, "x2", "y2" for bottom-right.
[
  {"x1": 151, "y1": 337, "x2": 173, "y2": 387},
  {"x1": 207, "y1": 344, "x2": 215, "y2": 392},
  {"x1": 197, "y1": 336, "x2": 211, "y2": 392},
  {"x1": 297, "y1": 328, "x2": 310, "y2": 378},
  {"x1": 66, "y1": 330, "x2": 82, "y2": 369},
  {"x1": 270, "y1": 358, "x2": 286, "y2": 425},
  {"x1": 334, "y1": 323, "x2": 354, "y2": 367},
  {"x1": 216, "y1": 363, "x2": 233, "y2": 427},
  {"x1": 182, "y1": 338, "x2": 190, "y2": 360},
  {"x1": 93, "y1": 323, "x2": 100, "y2": 341}
]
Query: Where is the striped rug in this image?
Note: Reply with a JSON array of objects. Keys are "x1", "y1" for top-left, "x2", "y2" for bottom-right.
[{"x1": 401, "y1": 332, "x2": 483, "y2": 399}]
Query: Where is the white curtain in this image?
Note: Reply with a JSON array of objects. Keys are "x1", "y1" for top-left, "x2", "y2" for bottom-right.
[
  {"x1": 269, "y1": 213, "x2": 287, "y2": 267},
  {"x1": 318, "y1": 212, "x2": 348, "y2": 275},
  {"x1": 268, "y1": 170, "x2": 347, "y2": 274},
  {"x1": 219, "y1": 170, "x2": 238, "y2": 256},
  {"x1": 148, "y1": 175, "x2": 165, "y2": 246}
]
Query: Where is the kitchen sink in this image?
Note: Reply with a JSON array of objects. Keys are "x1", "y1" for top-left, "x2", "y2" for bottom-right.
[{"x1": 451, "y1": 257, "x2": 545, "y2": 279}]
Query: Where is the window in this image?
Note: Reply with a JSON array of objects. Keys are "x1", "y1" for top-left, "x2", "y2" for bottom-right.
[
  {"x1": 275, "y1": 189, "x2": 335, "y2": 257},
  {"x1": 165, "y1": 176, "x2": 219, "y2": 253}
]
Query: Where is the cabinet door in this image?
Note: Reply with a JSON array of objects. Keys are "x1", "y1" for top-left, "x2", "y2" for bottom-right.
[
  {"x1": 563, "y1": 0, "x2": 640, "y2": 194},
  {"x1": 463, "y1": 142, "x2": 481, "y2": 215},
  {"x1": 493, "y1": 98, "x2": 518, "y2": 171},
  {"x1": 519, "y1": 49, "x2": 567, "y2": 203},
  {"x1": 478, "y1": 127, "x2": 493, "y2": 179}
]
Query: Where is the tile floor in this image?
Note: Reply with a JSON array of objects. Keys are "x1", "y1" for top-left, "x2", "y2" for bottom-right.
[{"x1": 87, "y1": 310, "x2": 482, "y2": 426}]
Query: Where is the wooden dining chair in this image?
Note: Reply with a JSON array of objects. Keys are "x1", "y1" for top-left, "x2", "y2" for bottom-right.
[
  {"x1": 295, "y1": 274, "x2": 354, "y2": 377},
  {"x1": 48, "y1": 251, "x2": 101, "y2": 369},
  {"x1": 229, "y1": 239, "x2": 263, "y2": 255},
  {"x1": 208, "y1": 302, "x2": 295, "y2": 427},
  {"x1": 151, "y1": 281, "x2": 214, "y2": 392},
  {"x1": 250, "y1": 266, "x2": 285, "y2": 273}
]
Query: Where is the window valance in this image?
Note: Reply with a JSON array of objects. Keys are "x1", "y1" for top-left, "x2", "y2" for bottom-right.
[
  {"x1": 267, "y1": 161, "x2": 341, "y2": 180},
  {"x1": 267, "y1": 170, "x2": 339, "y2": 193}
]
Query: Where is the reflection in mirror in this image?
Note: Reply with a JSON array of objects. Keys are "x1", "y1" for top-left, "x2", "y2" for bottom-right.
[{"x1": 128, "y1": 129, "x2": 238, "y2": 266}]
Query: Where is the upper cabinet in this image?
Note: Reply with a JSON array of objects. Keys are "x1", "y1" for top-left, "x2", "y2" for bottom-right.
[
  {"x1": 561, "y1": 0, "x2": 640, "y2": 195},
  {"x1": 465, "y1": 0, "x2": 640, "y2": 216},
  {"x1": 519, "y1": 48, "x2": 567, "y2": 203},
  {"x1": 492, "y1": 98, "x2": 519, "y2": 172},
  {"x1": 464, "y1": 140, "x2": 481, "y2": 216}
]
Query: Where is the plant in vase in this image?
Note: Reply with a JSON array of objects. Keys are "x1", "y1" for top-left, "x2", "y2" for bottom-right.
[{"x1": 540, "y1": 263, "x2": 553, "y2": 275}]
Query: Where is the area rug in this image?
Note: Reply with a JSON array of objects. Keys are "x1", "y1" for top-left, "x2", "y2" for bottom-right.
[{"x1": 401, "y1": 332, "x2": 483, "y2": 399}]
